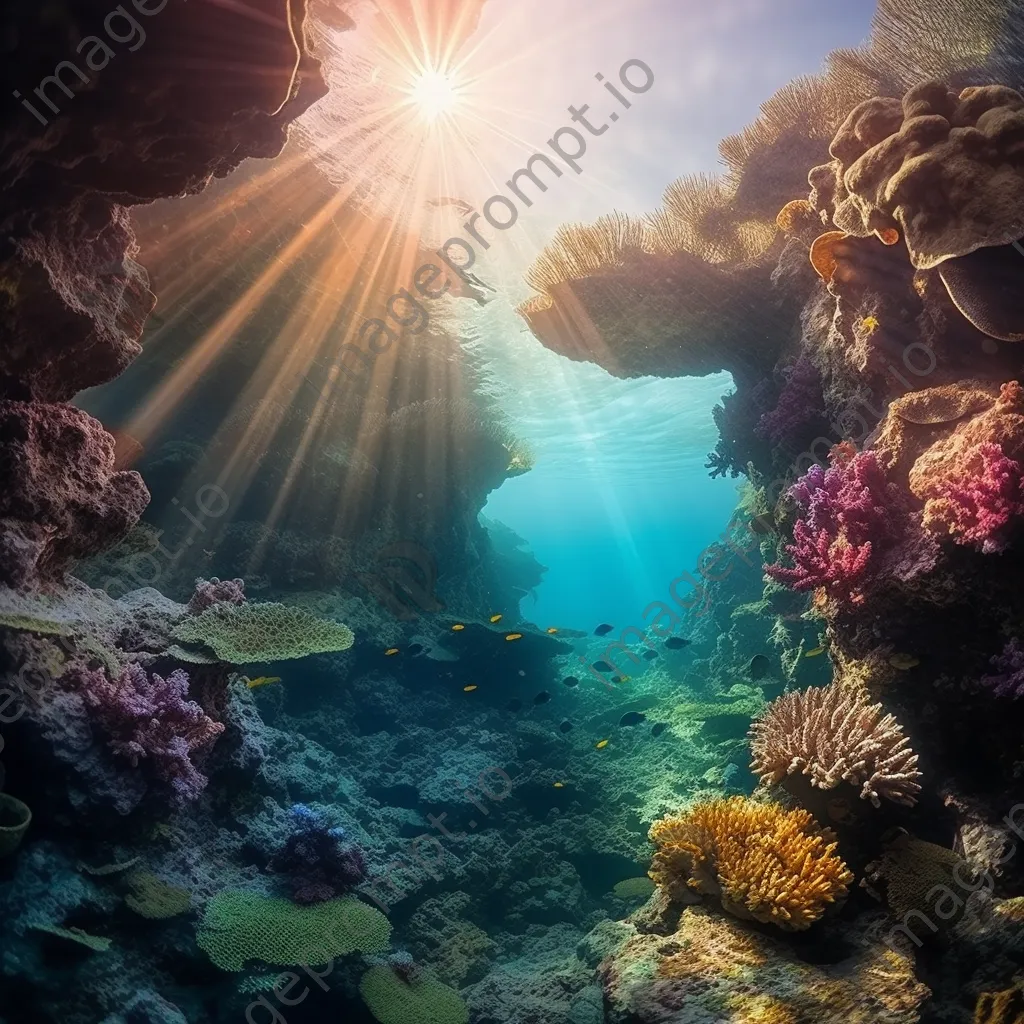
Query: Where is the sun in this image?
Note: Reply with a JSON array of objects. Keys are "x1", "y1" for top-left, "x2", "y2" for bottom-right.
[{"x1": 407, "y1": 67, "x2": 462, "y2": 122}]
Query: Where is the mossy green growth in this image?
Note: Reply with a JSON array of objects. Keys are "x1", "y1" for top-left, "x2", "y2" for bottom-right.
[
  {"x1": 31, "y1": 924, "x2": 111, "y2": 952},
  {"x1": 612, "y1": 877, "x2": 656, "y2": 900},
  {"x1": 171, "y1": 603, "x2": 355, "y2": 663},
  {"x1": 672, "y1": 688, "x2": 766, "y2": 742},
  {"x1": 360, "y1": 967, "x2": 469, "y2": 1024},
  {"x1": 197, "y1": 893, "x2": 390, "y2": 971}
]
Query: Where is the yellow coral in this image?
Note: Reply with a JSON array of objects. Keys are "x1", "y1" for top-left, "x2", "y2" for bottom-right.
[
  {"x1": 974, "y1": 984, "x2": 1024, "y2": 1023},
  {"x1": 648, "y1": 797, "x2": 853, "y2": 931}
]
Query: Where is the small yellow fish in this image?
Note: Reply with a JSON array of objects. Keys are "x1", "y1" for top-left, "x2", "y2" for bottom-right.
[
  {"x1": 384, "y1": 648, "x2": 399, "y2": 656},
  {"x1": 889, "y1": 653, "x2": 920, "y2": 671},
  {"x1": 505, "y1": 633, "x2": 523, "y2": 641},
  {"x1": 246, "y1": 676, "x2": 282, "y2": 690},
  {"x1": 451, "y1": 624, "x2": 465, "y2": 631},
  {"x1": 546, "y1": 627, "x2": 558, "y2": 634},
  {"x1": 857, "y1": 314, "x2": 880, "y2": 336},
  {"x1": 595, "y1": 739, "x2": 610, "y2": 750},
  {"x1": 463, "y1": 685, "x2": 478, "y2": 692},
  {"x1": 490, "y1": 614, "x2": 503, "y2": 623},
  {"x1": 553, "y1": 782, "x2": 565, "y2": 788},
  {"x1": 805, "y1": 646, "x2": 825, "y2": 658}
]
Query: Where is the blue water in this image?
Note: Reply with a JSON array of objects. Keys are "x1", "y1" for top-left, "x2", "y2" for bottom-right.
[{"x1": 460, "y1": 295, "x2": 738, "y2": 631}]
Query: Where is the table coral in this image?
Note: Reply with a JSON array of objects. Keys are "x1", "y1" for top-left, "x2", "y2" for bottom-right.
[
  {"x1": 196, "y1": 891, "x2": 391, "y2": 971},
  {"x1": 765, "y1": 449, "x2": 936, "y2": 604},
  {"x1": 749, "y1": 683, "x2": 922, "y2": 807},
  {"x1": 71, "y1": 663, "x2": 224, "y2": 804},
  {"x1": 170, "y1": 602, "x2": 354, "y2": 662},
  {"x1": 648, "y1": 797, "x2": 853, "y2": 930}
]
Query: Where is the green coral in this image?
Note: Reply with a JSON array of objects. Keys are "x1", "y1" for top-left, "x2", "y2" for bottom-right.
[
  {"x1": 30, "y1": 925, "x2": 111, "y2": 951},
  {"x1": 124, "y1": 871, "x2": 192, "y2": 919},
  {"x1": 360, "y1": 967, "x2": 469, "y2": 1024},
  {"x1": 612, "y1": 877, "x2": 657, "y2": 900},
  {"x1": 171, "y1": 603, "x2": 355, "y2": 663},
  {"x1": 197, "y1": 893, "x2": 391, "y2": 971}
]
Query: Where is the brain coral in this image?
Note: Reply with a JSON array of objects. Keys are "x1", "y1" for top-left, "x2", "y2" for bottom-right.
[
  {"x1": 360, "y1": 966, "x2": 469, "y2": 1024},
  {"x1": 648, "y1": 797, "x2": 853, "y2": 930},
  {"x1": 749, "y1": 683, "x2": 922, "y2": 807},
  {"x1": 811, "y1": 81, "x2": 1024, "y2": 269},
  {"x1": 171, "y1": 602, "x2": 354, "y2": 662},
  {"x1": 196, "y1": 892, "x2": 391, "y2": 971}
]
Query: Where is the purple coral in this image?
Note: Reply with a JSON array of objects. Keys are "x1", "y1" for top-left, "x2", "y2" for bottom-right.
[
  {"x1": 979, "y1": 638, "x2": 1024, "y2": 699},
  {"x1": 922, "y1": 442, "x2": 1024, "y2": 554},
  {"x1": 755, "y1": 357, "x2": 825, "y2": 446},
  {"x1": 269, "y1": 803, "x2": 368, "y2": 904},
  {"x1": 187, "y1": 576, "x2": 246, "y2": 614},
  {"x1": 766, "y1": 448, "x2": 937, "y2": 604},
  {"x1": 73, "y1": 663, "x2": 224, "y2": 803}
]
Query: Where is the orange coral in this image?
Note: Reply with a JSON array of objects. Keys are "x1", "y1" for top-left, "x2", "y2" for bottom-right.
[
  {"x1": 809, "y1": 231, "x2": 848, "y2": 282},
  {"x1": 974, "y1": 984, "x2": 1024, "y2": 1023},
  {"x1": 648, "y1": 797, "x2": 853, "y2": 931}
]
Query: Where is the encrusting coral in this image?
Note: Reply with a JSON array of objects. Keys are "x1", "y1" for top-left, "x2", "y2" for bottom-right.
[
  {"x1": 749, "y1": 682, "x2": 922, "y2": 807},
  {"x1": 811, "y1": 82, "x2": 1024, "y2": 268},
  {"x1": 648, "y1": 796, "x2": 853, "y2": 930}
]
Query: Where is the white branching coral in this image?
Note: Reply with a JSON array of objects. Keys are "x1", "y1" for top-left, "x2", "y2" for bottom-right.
[{"x1": 749, "y1": 683, "x2": 922, "y2": 807}]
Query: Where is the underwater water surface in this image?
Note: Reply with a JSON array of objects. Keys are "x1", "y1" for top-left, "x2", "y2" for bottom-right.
[{"x1": 4, "y1": 1, "x2": 1024, "y2": 1023}]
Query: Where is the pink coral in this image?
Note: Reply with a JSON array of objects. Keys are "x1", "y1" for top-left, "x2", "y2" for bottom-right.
[
  {"x1": 767, "y1": 449, "x2": 936, "y2": 604},
  {"x1": 920, "y1": 442, "x2": 1024, "y2": 553},
  {"x1": 187, "y1": 577, "x2": 246, "y2": 615},
  {"x1": 74, "y1": 663, "x2": 224, "y2": 804}
]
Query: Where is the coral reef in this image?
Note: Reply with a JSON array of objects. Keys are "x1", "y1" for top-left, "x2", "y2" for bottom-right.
[
  {"x1": 648, "y1": 797, "x2": 853, "y2": 930},
  {"x1": 765, "y1": 448, "x2": 937, "y2": 605},
  {"x1": 749, "y1": 683, "x2": 922, "y2": 807}
]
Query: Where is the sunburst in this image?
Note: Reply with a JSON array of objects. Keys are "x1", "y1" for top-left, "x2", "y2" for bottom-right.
[{"x1": 406, "y1": 66, "x2": 464, "y2": 123}]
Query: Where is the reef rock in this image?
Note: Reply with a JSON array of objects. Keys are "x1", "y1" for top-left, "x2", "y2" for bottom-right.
[
  {"x1": 0, "y1": 402, "x2": 149, "y2": 589},
  {"x1": 599, "y1": 905, "x2": 929, "y2": 1023}
]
